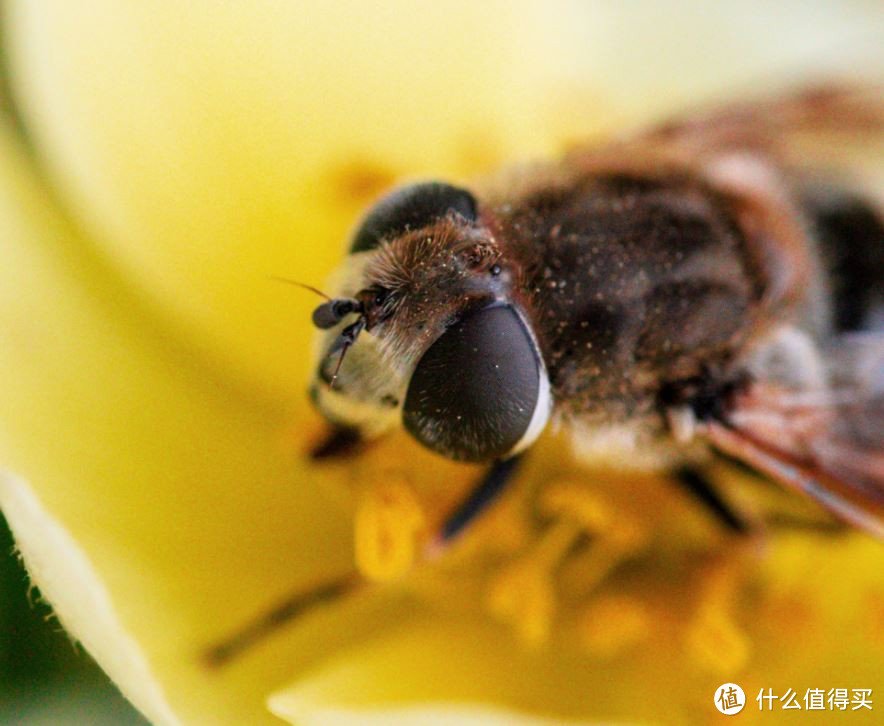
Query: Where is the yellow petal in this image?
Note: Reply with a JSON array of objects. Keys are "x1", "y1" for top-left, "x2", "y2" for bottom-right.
[
  {"x1": 267, "y1": 618, "x2": 612, "y2": 725},
  {"x1": 267, "y1": 614, "x2": 661, "y2": 723},
  {"x1": 0, "y1": 473, "x2": 180, "y2": 726},
  {"x1": 271, "y1": 703, "x2": 576, "y2": 726},
  {"x1": 0, "y1": 117, "x2": 411, "y2": 723}
]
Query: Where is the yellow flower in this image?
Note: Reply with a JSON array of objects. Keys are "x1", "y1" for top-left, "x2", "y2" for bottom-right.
[{"x1": 0, "y1": 2, "x2": 882, "y2": 724}]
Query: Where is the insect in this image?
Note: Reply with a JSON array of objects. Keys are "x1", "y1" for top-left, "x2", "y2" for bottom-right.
[
  {"x1": 205, "y1": 86, "x2": 883, "y2": 665},
  {"x1": 308, "y1": 85, "x2": 883, "y2": 540}
]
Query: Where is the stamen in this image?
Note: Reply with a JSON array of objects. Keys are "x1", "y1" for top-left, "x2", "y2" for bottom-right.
[
  {"x1": 486, "y1": 518, "x2": 583, "y2": 646},
  {"x1": 539, "y1": 480, "x2": 612, "y2": 531},
  {"x1": 684, "y1": 559, "x2": 751, "y2": 673},
  {"x1": 541, "y1": 480, "x2": 648, "y2": 589},
  {"x1": 486, "y1": 480, "x2": 652, "y2": 646},
  {"x1": 527, "y1": 481, "x2": 650, "y2": 647},
  {"x1": 486, "y1": 562, "x2": 556, "y2": 645},
  {"x1": 354, "y1": 478, "x2": 426, "y2": 582},
  {"x1": 579, "y1": 594, "x2": 652, "y2": 657}
]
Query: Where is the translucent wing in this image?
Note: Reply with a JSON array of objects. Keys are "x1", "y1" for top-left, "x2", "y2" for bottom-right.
[
  {"x1": 640, "y1": 85, "x2": 884, "y2": 178},
  {"x1": 701, "y1": 332, "x2": 884, "y2": 537}
]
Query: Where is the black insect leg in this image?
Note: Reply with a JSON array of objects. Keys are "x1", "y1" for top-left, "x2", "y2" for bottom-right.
[
  {"x1": 309, "y1": 424, "x2": 364, "y2": 460},
  {"x1": 202, "y1": 572, "x2": 361, "y2": 668},
  {"x1": 676, "y1": 466, "x2": 848, "y2": 537},
  {"x1": 673, "y1": 466, "x2": 751, "y2": 535},
  {"x1": 425, "y1": 455, "x2": 523, "y2": 556}
]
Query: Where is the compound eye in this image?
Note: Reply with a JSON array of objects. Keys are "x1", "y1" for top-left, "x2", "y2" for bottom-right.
[
  {"x1": 403, "y1": 304, "x2": 550, "y2": 462},
  {"x1": 350, "y1": 181, "x2": 478, "y2": 253}
]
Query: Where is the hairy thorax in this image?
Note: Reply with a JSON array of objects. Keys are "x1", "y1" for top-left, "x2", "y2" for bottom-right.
[{"x1": 492, "y1": 172, "x2": 763, "y2": 426}]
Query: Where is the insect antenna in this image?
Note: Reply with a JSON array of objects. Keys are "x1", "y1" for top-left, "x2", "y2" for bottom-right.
[
  {"x1": 202, "y1": 571, "x2": 364, "y2": 668},
  {"x1": 269, "y1": 273, "x2": 367, "y2": 338},
  {"x1": 268, "y1": 274, "x2": 332, "y2": 301}
]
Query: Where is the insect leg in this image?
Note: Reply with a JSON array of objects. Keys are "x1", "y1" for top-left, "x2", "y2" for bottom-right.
[
  {"x1": 764, "y1": 511, "x2": 846, "y2": 534},
  {"x1": 202, "y1": 571, "x2": 362, "y2": 668},
  {"x1": 673, "y1": 466, "x2": 751, "y2": 535},
  {"x1": 674, "y1": 465, "x2": 848, "y2": 537},
  {"x1": 425, "y1": 455, "x2": 523, "y2": 557},
  {"x1": 309, "y1": 424, "x2": 364, "y2": 460}
]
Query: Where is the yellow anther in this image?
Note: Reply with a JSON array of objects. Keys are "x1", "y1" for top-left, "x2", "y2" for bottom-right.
[
  {"x1": 485, "y1": 519, "x2": 583, "y2": 646},
  {"x1": 579, "y1": 594, "x2": 652, "y2": 657},
  {"x1": 541, "y1": 480, "x2": 650, "y2": 557},
  {"x1": 540, "y1": 480, "x2": 612, "y2": 532},
  {"x1": 532, "y1": 518, "x2": 585, "y2": 568},
  {"x1": 486, "y1": 561, "x2": 556, "y2": 646},
  {"x1": 684, "y1": 606, "x2": 751, "y2": 674},
  {"x1": 354, "y1": 478, "x2": 425, "y2": 582},
  {"x1": 684, "y1": 558, "x2": 751, "y2": 673}
]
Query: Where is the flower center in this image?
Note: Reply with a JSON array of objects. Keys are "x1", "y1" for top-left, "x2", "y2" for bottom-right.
[{"x1": 351, "y1": 467, "x2": 753, "y2": 670}]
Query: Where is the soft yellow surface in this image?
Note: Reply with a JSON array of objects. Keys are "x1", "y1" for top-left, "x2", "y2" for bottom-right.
[
  {"x1": 0, "y1": 473, "x2": 179, "y2": 726},
  {"x1": 0, "y1": 2, "x2": 882, "y2": 725},
  {"x1": 0, "y1": 118, "x2": 372, "y2": 723}
]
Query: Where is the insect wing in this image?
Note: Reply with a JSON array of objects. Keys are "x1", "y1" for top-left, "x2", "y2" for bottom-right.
[
  {"x1": 702, "y1": 333, "x2": 884, "y2": 538},
  {"x1": 641, "y1": 85, "x2": 884, "y2": 168}
]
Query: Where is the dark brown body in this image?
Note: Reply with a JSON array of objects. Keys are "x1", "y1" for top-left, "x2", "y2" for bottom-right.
[
  {"x1": 310, "y1": 86, "x2": 883, "y2": 533},
  {"x1": 490, "y1": 170, "x2": 761, "y2": 426},
  {"x1": 475, "y1": 88, "x2": 884, "y2": 440}
]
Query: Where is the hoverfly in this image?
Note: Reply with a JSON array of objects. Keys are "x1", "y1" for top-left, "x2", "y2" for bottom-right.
[
  {"x1": 308, "y1": 85, "x2": 883, "y2": 540},
  {"x1": 206, "y1": 86, "x2": 883, "y2": 665}
]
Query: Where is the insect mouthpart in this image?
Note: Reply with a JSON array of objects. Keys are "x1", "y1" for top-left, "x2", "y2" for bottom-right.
[{"x1": 310, "y1": 297, "x2": 370, "y2": 388}]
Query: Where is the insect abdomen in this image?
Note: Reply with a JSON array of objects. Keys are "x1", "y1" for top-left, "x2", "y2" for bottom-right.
[{"x1": 803, "y1": 189, "x2": 884, "y2": 333}]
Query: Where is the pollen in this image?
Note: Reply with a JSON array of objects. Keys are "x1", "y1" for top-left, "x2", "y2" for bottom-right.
[
  {"x1": 349, "y1": 454, "x2": 795, "y2": 674},
  {"x1": 354, "y1": 478, "x2": 426, "y2": 582}
]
